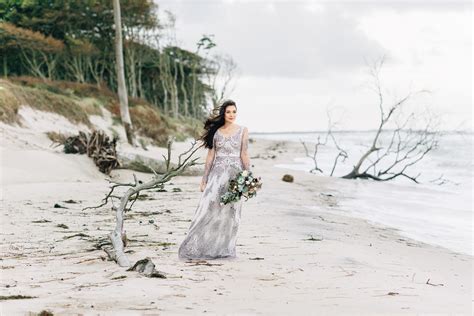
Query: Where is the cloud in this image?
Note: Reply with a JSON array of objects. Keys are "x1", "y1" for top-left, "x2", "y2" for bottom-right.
[
  {"x1": 157, "y1": 0, "x2": 389, "y2": 78},
  {"x1": 156, "y1": 0, "x2": 471, "y2": 131},
  {"x1": 337, "y1": 0, "x2": 471, "y2": 13}
]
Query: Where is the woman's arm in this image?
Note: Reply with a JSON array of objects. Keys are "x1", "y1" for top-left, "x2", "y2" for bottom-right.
[
  {"x1": 240, "y1": 127, "x2": 251, "y2": 170},
  {"x1": 201, "y1": 145, "x2": 215, "y2": 185}
]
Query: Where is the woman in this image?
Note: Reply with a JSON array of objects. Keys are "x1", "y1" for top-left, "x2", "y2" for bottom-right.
[{"x1": 178, "y1": 99, "x2": 251, "y2": 260}]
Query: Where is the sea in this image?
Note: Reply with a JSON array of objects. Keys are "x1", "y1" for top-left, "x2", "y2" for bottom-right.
[{"x1": 252, "y1": 130, "x2": 473, "y2": 256}]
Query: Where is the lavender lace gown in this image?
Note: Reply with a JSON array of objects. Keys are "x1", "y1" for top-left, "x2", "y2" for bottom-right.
[{"x1": 178, "y1": 125, "x2": 249, "y2": 260}]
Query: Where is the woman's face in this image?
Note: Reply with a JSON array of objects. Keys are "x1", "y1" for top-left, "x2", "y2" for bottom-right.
[{"x1": 224, "y1": 105, "x2": 237, "y2": 124}]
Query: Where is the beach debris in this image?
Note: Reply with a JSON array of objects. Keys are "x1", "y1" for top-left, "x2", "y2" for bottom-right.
[
  {"x1": 56, "y1": 223, "x2": 69, "y2": 229},
  {"x1": 304, "y1": 235, "x2": 323, "y2": 241},
  {"x1": 316, "y1": 215, "x2": 347, "y2": 225},
  {"x1": 73, "y1": 257, "x2": 102, "y2": 264},
  {"x1": 135, "y1": 194, "x2": 154, "y2": 201},
  {"x1": 126, "y1": 258, "x2": 167, "y2": 278},
  {"x1": 63, "y1": 199, "x2": 80, "y2": 204},
  {"x1": 282, "y1": 174, "x2": 294, "y2": 182},
  {"x1": 63, "y1": 233, "x2": 90, "y2": 240},
  {"x1": 2, "y1": 267, "x2": 15, "y2": 271},
  {"x1": 53, "y1": 203, "x2": 67, "y2": 208},
  {"x1": 252, "y1": 153, "x2": 275, "y2": 160},
  {"x1": 319, "y1": 193, "x2": 339, "y2": 208},
  {"x1": 406, "y1": 242, "x2": 422, "y2": 247},
  {"x1": 0, "y1": 295, "x2": 37, "y2": 300},
  {"x1": 185, "y1": 260, "x2": 223, "y2": 267},
  {"x1": 387, "y1": 292, "x2": 399, "y2": 296},
  {"x1": 156, "y1": 242, "x2": 174, "y2": 247},
  {"x1": 249, "y1": 257, "x2": 264, "y2": 260},
  {"x1": 63, "y1": 131, "x2": 88, "y2": 154},
  {"x1": 32, "y1": 219, "x2": 51, "y2": 223},
  {"x1": 63, "y1": 130, "x2": 120, "y2": 174},
  {"x1": 426, "y1": 278, "x2": 444, "y2": 286},
  {"x1": 257, "y1": 273, "x2": 280, "y2": 281},
  {"x1": 62, "y1": 137, "x2": 82, "y2": 153},
  {"x1": 429, "y1": 174, "x2": 460, "y2": 186}
]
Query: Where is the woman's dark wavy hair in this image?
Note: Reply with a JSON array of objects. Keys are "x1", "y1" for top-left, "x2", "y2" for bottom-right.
[{"x1": 199, "y1": 99, "x2": 237, "y2": 149}]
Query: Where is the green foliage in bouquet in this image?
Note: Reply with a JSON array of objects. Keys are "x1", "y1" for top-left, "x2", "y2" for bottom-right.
[{"x1": 220, "y1": 170, "x2": 262, "y2": 205}]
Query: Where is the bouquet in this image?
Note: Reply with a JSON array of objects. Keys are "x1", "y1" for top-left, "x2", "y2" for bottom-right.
[{"x1": 220, "y1": 170, "x2": 263, "y2": 205}]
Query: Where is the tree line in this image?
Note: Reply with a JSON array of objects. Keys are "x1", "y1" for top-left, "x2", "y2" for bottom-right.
[{"x1": 0, "y1": 0, "x2": 236, "y2": 125}]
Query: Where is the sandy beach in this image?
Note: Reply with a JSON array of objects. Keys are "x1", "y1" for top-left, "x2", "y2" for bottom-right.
[{"x1": 1, "y1": 117, "x2": 472, "y2": 315}]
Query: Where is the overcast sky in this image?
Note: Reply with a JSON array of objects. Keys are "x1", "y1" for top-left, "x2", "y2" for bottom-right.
[{"x1": 156, "y1": 0, "x2": 472, "y2": 133}]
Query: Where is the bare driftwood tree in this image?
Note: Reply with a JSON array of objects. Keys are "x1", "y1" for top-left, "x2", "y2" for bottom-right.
[
  {"x1": 342, "y1": 55, "x2": 439, "y2": 183},
  {"x1": 83, "y1": 138, "x2": 203, "y2": 267},
  {"x1": 113, "y1": 0, "x2": 137, "y2": 146},
  {"x1": 300, "y1": 106, "x2": 348, "y2": 175}
]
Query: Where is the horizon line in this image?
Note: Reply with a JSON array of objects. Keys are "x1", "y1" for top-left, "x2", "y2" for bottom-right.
[{"x1": 251, "y1": 129, "x2": 473, "y2": 134}]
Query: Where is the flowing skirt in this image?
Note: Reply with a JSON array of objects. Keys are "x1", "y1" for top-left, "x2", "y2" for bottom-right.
[{"x1": 178, "y1": 157, "x2": 243, "y2": 260}]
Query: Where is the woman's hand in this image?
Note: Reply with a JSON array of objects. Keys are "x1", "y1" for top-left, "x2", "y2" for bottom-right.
[{"x1": 200, "y1": 181, "x2": 207, "y2": 192}]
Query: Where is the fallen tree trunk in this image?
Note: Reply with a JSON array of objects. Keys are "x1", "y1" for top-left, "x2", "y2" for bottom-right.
[{"x1": 84, "y1": 137, "x2": 203, "y2": 267}]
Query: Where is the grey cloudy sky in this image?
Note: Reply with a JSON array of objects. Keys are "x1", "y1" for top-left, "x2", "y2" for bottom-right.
[{"x1": 156, "y1": 0, "x2": 472, "y2": 133}]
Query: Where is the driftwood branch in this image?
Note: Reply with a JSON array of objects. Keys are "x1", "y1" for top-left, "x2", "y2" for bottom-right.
[
  {"x1": 83, "y1": 138, "x2": 203, "y2": 267},
  {"x1": 342, "y1": 55, "x2": 438, "y2": 183},
  {"x1": 428, "y1": 174, "x2": 460, "y2": 186},
  {"x1": 300, "y1": 106, "x2": 348, "y2": 175}
]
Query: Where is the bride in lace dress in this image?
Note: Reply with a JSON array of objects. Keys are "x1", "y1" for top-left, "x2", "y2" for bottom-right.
[{"x1": 178, "y1": 100, "x2": 251, "y2": 260}]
